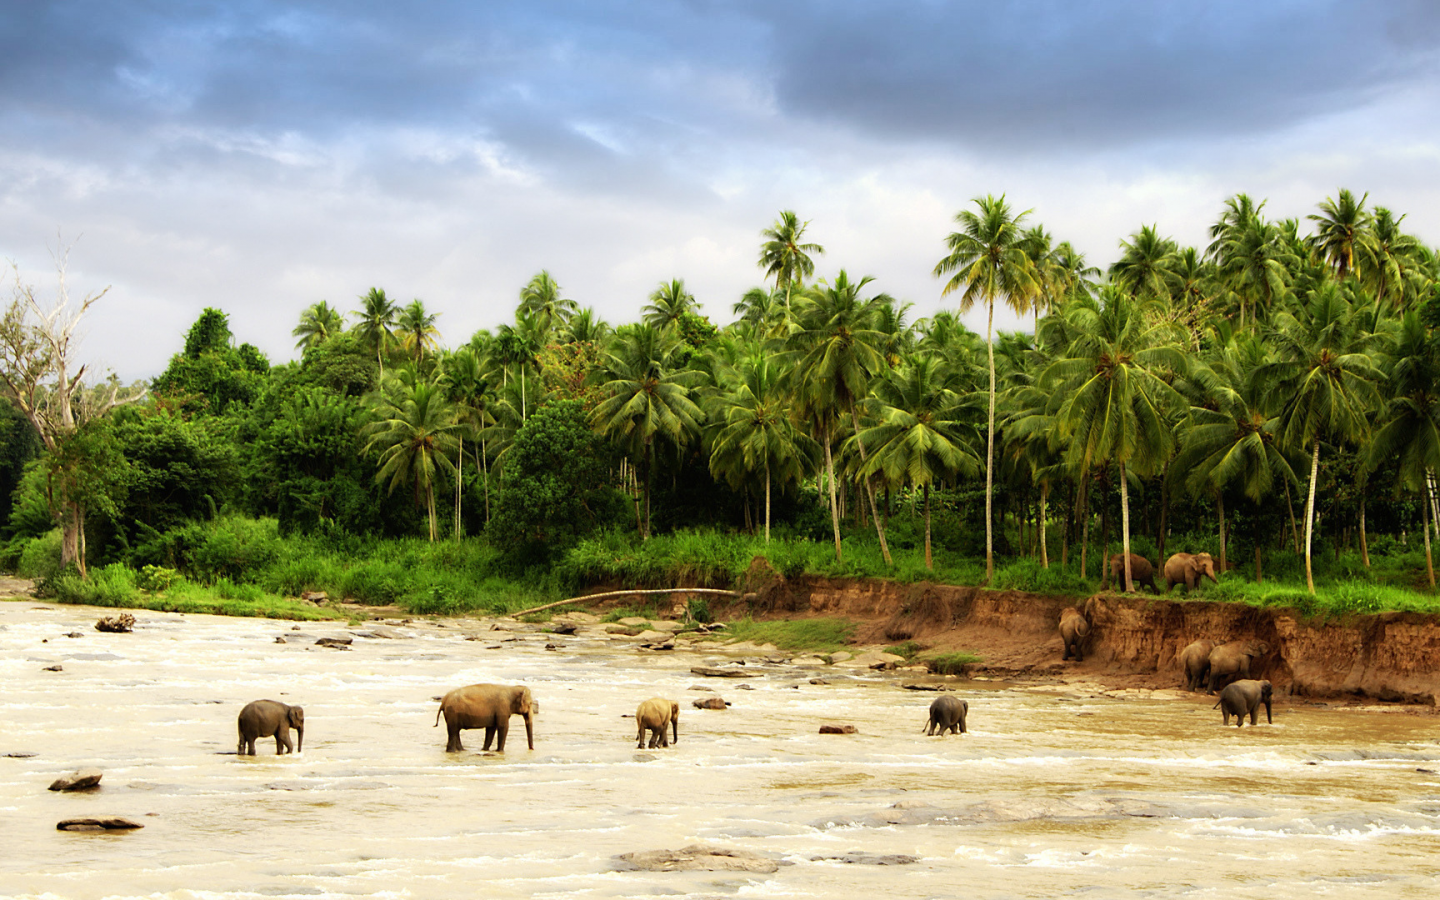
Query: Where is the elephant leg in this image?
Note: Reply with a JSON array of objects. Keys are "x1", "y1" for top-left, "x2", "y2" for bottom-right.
[
  {"x1": 276, "y1": 726, "x2": 291, "y2": 755},
  {"x1": 447, "y1": 725, "x2": 464, "y2": 752},
  {"x1": 481, "y1": 726, "x2": 496, "y2": 751},
  {"x1": 637, "y1": 724, "x2": 646, "y2": 750},
  {"x1": 495, "y1": 719, "x2": 510, "y2": 752}
]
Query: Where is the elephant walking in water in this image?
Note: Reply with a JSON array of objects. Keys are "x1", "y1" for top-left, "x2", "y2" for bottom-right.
[
  {"x1": 435, "y1": 683, "x2": 535, "y2": 752},
  {"x1": 237, "y1": 700, "x2": 304, "y2": 756},
  {"x1": 1215, "y1": 679, "x2": 1273, "y2": 726},
  {"x1": 1207, "y1": 640, "x2": 1269, "y2": 693},
  {"x1": 924, "y1": 695, "x2": 968, "y2": 735},
  {"x1": 635, "y1": 697, "x2": 679, "y2": 748}
]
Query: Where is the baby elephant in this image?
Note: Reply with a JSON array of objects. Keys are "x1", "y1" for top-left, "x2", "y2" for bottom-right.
[
  {"x1": 1214, "y1": 679, "x2": 1273, "y2": 727},
  {"x1": 924, "y1": 695, "x2": 968, "y2": 735},
  {"x1": 237, "y1": 699, "x2": 304, "y2": 756},
  {"x1": 635, "y1": 697, "x2": 680, "y2": 748}
]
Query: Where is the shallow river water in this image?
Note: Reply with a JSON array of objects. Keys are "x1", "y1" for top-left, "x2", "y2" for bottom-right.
[{"x1": 3, "y1": 601, "x2": 1440, "y2": 899}]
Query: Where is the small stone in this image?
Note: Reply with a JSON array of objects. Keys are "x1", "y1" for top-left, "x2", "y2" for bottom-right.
[
  {"x1": 819, "y1": 724, "x2": 857, "y2": 735},
  {"x1": 43, "y1": 665, "x2": 63, "y2": 672},
  {"x1": 301, "y1": 591, "x2": 327, "y2": 604},
  {"x1": 544, "y1": 643, "x2": 560, "y2": 651},
  {"x1": 692, "y1": 697, "x2": 728, "y2": 710},
  {"x1": 315, "y1": 637, "x2": 353, "y2": 648},
  {"x1": 736, "y1": 684, "x2": 753, "y2": 690},
  {"x1": 5, "y1": 752, "x2": 38, "y2": 758},
  {"x1": 95, "y1": 614, "x2": 135, "y2": 634},
  {"x1": 64, "y1": 632, "x2": 84, "y2": 639},
  {"x1": 545, "y1": 622, "x2": 578, "y2": 635},
  {"x1": 690, "y1": 666, "x2": 751, "y2": 678},
  {"x1": 49, "y1": 768, "x2": 103, "y2": 791},
  {"x1": 809, "y1": 678, "x2": 829, "y2": 685},
  {"x1": 274, "y1": 636, "x2": 286, "y2": 644},
  {"x1": 57, "y1": 816, "x2": 143, "y2": 831},
  {"x1": 291, "y1": 625, "x2": 301, "y2": 631}
]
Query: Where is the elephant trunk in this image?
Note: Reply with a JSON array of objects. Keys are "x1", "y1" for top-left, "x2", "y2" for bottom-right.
[
  {"x1": 1263, "y1": 696, "x2": 1272, "y2": 724},
  {"x1": 671, "y1": 717, "x2": 679, "y2": 745},
  {"x1": 522, "y1": 712, "x2": 534, "y2": 750},
  {"x1": 295, "y1": 724, "x2": 303, "y2": 754}
]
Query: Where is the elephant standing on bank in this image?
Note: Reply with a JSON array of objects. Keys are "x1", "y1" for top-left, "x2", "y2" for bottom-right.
[
  {"x1": 1215, "y1": 679, "x2": 1273, "y2": 726},
  {"x1": 1178, "y1": 639, "x2": 1215, "y2": 692},
  {"x1": 924, "y1": 695, "x2": 968, "y2": 735},
  {"x1": 1059, "y1": 602, "x2": 1094, "y2": 662},
  {"x1": 435, "y1": 683, "x2": 535, "y2": 752},
  {"x1": 1107, "y1": 553, "x2": 1159, "y2": 593},
  {"x1": 1164, "y1": 552, "x2": 1219, "y2": 593},
  {"x1": 238, "y1": 700, "x2": 304, "y2": 756},
  {"x1": 1207, "y1": 640, "x2": 1269, "y2": 693},
  {"x1": 635, "y1": 697, "x2": 680, "y2": 749}
]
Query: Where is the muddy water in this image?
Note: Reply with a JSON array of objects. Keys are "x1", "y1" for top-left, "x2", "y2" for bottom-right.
[{"x1": 3, "y1": 602, "x2": 1439, "y2": 899}]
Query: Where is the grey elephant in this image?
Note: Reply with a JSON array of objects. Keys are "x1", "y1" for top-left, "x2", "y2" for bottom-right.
[
  {"x1": 1214, "y1": 679, "x2": 1273, "y2": 726},
  {"x1": 1059, "y1": 605, "x2": 1092, "y2": 661},
  {"x1": 1207, "y1": 640, "x2": 1269, "y2": 693},
  {"x1": 635, "y1": 697, "x2": 679, "y2": 749},
  {"x1": 1107, "y1": 553, "x2": 1159, "y2": 593},
  {"x1": 1164, "y1": 552, "x2": 1219, "y2": 593},
  {"x1": 924, "y1": 695, "x2": 968, "y2": 735},
  {"x1": 434, "y1": 683, "x2": 535, "y2": 752},
  {"x1": 237, "y1": 700, "x2": 304, "y2": 756},
  {"x1": 1178, "y1": 639, "x2": 1215, "y2": 692}
]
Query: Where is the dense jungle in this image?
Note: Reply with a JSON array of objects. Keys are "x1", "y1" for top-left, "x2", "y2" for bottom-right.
[{"x1": 3, "y1": 189, "x2": 1439, "y2": 622}]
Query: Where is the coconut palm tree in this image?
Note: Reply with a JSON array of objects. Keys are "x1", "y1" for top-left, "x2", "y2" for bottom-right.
[
  {"x1": 786, "y1": 271, "x2": 895, "y2": 562},
  {"x1": 591, "y1": 324, "x2": 704, "y2": 539},
  {"x1": 642, "y1": 279, "x2": 699, "y2": 332},
  {"x1": 363, "y1": 377, "x2": 461, "y2": 541},
  {"x1": 395, "y1": 299, "x2": 441, "y2": 364},
  {"x1": 492, "y1": 313, "x2": 544, "y2": 421},
  {"x1": 758, "y1": 210, "x2": 824, "y2": 315},
  {"x1": 292, "y1": 301, "x2": 345, "y2": 352},
  {"x1": 1043, "y1": 284, "x2": 1185, "y2": 591},
  {"x1": 855, "y1": 356, "x2": 981, "y2": 568},
  {"x1": 517, "y1": 270, "x2": 578, "y2": 338},
  {"x1": 1110, "y1": 225, "x2": 1180, "y2": 302},
  {"x1": 933, "y1": 194, "x2": 1040, "y2": 582},
  {"x1": 1265, "y1": 278, "x2": 1383, "y2": 593},
  {"x1": 1214, "y1": 217, "x2": 1292, "y2": 329},
  {"x1": 1307, "y1": 188, "x2": 1374, "y2": 278},
  {"x1": 353, "y1": 287, "x2": 398, "y2": 375},
  {"x1": 1359, "y1": 207, "x2": 1426, "y2": 313},
  {"x1": 562, "y1": 307, "x2": 611, "y2": 344}
]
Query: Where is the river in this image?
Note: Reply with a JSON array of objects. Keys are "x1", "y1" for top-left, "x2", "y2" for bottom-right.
[{"x1": 3, "y1": 601, "x2": 1439, "y2": 899}]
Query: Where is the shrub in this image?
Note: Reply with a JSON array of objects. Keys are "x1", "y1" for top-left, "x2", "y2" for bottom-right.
[
  {"x1": 923, "y1": 651, "x2": 981, "y2": 674},
  {"x1": 16, "y1": 530, "x2": 63, "y2": 580},
  {"x1": 136, "y1": 565, "x2": 180, "y2": 592}
]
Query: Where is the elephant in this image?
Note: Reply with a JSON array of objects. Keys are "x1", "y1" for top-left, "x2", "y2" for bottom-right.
[
  {"x1": 635, "y1": 697, "x2": 680, "y2": 749},
  {"x1": 1214, "y1": 679, "x2": 1273, "y2": 727},
  {"x1": 237, "y1": 700, "x2": 304, "y2": 756},
  {"x1": 1059, "y1": 605, "x2": 1092, "y2": 661},
  {"x1": 1206, "y1": 640, "x2": 1269, "y2": 693},
  {"x1": 434, "y1": 683, "x2": 535, "y2": 752},
  {"x1": 924, "y1": 695, "x2": 968, "y2": 735},
  {"x1": 1108, "y1": 553, "x2": 1159, "y2": 593},
  {"x1": 1178, "y1": 639, "x2": 1215, "y2": 692},
  {"x1": 1164, "y1": 552, "x2": 1219, "y2": 593}
]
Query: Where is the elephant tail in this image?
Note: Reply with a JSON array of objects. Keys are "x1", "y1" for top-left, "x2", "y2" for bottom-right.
[
  {"x1": 434, "y1": 704, "x2": 443, "y2": 727},
  {"x1": 1212, "y1": 698, "x2": 1222, "y2": 709}
]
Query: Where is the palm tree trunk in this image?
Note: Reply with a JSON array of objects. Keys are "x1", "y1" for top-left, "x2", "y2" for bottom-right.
[
  {"x1": 1061, "y1": 482, "x2": 1069, "y2": 566},
  {"x1": 455, "y1": 435, "x2": 463, "y2": 541},
  {"x1": 1217, "y1": 491, "x2": 1227, "y2": 574},
  {"x1": 1255, "y1": 542, "x2": 1263, "y2": 583},
  {"x1": 1359, "y1": 484, "x2": 1369, "y2": 567},
  {"x1": 1120, "y1": 461, "x2": 1133, "y2": 592},
  {"x1": 984, "y1": 296, "x2": 996, "y2": 584},
  {"x1": 1304, "y1": 439, "x2": 1320, "y2": 595},
  {"x1": 1040, "y1": 482, "x2": 1049, "y2": 569},
  {"x1": 1427, "y1": 470, "x2": 1440, "y2": 546},
  {"x1": 481, "y1": 436, "x2": 490, "y2": 525},
  {"x1": 850, "y1": 407, "x2": 892, "y2": 564},
  {"x1": 426, "y1": 480, "x2": 437, "y2": 542},
  {"x1": 1284, "y1": 478, "x2": 1301, "y2": 552},
  {"x1": 1424, "y1": 487, "x2": 1435, "y2": 589},
  {"x1": 764, "y1": 458, "x2": 772, "y2": 544},
  {"x1": 1079, "y1": 473, "x2": 1090, "y2": 580},
  {"x1": 923, "y1": 482, "x2": 933, "y2": 570},
  {"x1": 1158, "y1": 462, "x2": 1170, "y2": 561},
  {"x1": 824, "y1": 425, "x2": 842, "y2": 561}
]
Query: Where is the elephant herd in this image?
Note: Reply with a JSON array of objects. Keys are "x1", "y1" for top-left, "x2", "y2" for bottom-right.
[{"x1": 1106, "y1": 551, "x2": 1220, "y2": 594}]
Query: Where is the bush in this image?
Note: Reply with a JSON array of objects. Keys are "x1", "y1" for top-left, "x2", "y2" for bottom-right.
[
  {"x1": 136, "y1": 565, "x2": 180, "y2": 592},
  {"x1": 16, "y1": 530, "x2": 63, "y2": 580}
]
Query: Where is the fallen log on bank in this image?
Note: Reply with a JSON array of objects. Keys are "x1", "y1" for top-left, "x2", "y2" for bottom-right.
[{"x1": 510, "y1": 588, "x2": 743, "y2": 619}]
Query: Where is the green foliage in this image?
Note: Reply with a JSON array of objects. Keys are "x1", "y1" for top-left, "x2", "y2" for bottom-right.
[
  {"x1": 136, "y1": 565, "x2": 179, "y2": 591},
  {"x1": 16, "y1": 529, "x2": 62, "y2": 579},
  {"x1": 721, "y1": 617, "x2": 856, "y2": 652},
  {"x1": 154, "y1": 307, "x2": 269, "y2": 416},
  {"x1": 885, "y1": 640, "x2": 922, "y2": 660},
  {"x1": 923, "y1": 651, "x2": 982, "y2": 674}
]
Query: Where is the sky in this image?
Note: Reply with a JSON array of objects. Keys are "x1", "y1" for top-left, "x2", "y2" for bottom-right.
[{"x1": 2, "y1": 0, "x2": 1439, "y2": 382}]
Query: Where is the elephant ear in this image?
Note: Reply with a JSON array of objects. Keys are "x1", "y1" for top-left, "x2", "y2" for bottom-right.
[
  {"x1": 288, "y1": 706, "x2": 304, "y2": 727},
  {"x1": 513, "y1": 689, "x2": 532, "y2": 714}
]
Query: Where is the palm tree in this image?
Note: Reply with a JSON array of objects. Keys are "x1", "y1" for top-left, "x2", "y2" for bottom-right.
[
  {"x1": 441, "y1": 346, "x2": 499, "y2": 530},
  {"x1": 591, "y1": 324, "x2": 704, "y2": 539},
  {"x1": 1265, "y1": 278, "x2": 1383, "y2": 593},
  {"x1": 1307, "y1": 188, "x2": 1374, "y2": 278},
  {"x1": 1360, "y1": 207, "x2": 1425, "y2": 313},
  {"x1": 353, "y1": 287, "x2": 398, "y2": 375},
  {"x1": 933, "y1": 194, "x2": 1040, "y2": 582},
  {"x1": 708, "y1": 354, "x2": 817, "y2": 542},
  {"x1": 1110, "y1": 225, "x2": 1180, "y2": 302},
  {"x1": 518, "y1": 270, "x2": 578, "y2": 338},
  {"x1": 758, "y1": 210, "x2": 824, "y2": 315},
  {"x1": 855, "y1": 356, "x2": 981, "y2": 568},
  {"x1": 492, "y1": 313, "x2": 543, "y2": 421},
  {"x1": 1214, "y1": 217, "x2": 1292, "y2": 329},
  {"x1": 363, "y1": 378, "x2": 461, "y2": 541},
  {"x1": 395, "y1": 299, "x2": 441, "y2": 364},
  {"x1": 1043, "y1": 284, "x2": 1184, "y2": 592},
  {"x1": 786, "y1": 271, "x2": 895, "y2": 562},
  {"x1": 642, "y1": 279, "x2": 699, "y2": 332},
  {"x1": 292, "y1": 301, "x2": 345, "y2": 352},
  {"x1": 562, "y1": 307, "x2": 611, "y2": 344}
]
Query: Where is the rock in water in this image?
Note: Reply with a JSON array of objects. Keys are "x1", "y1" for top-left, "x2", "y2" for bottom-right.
[
  {"x1": 809, "y1": 852, "x2": 917, "y2": 865},
  {"x1": 49, "y1": 768, "x2": 103, "y2": 791},
  {"x1": 692, "y1": 697, "x2": 728, "y2": 710},
  {"x1": 57, "y1": 817, "x2": 144, "y2": 831},
  {"x1": 315, "y1": 636, "x2": 353, "y2": 648},
  {"x1": 95, "y1": 614, "x2": 135, "y2": 633},
  {"x1": 819, "y1": 724, "x2": 857, "y2": 734},
  {"x1": 690, "y1": 666, "x2": 750, "y2": 678},
  {"x1": 42, "y1": 665, "x2": 63, "y2": 672},
  {"x1": 615, "y1": 844, "x2": 783, "y2": 873}
]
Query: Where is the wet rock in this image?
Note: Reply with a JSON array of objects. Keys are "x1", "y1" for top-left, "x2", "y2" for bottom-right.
[
  {"x1": 485, "y1": 645, "x2": 502, "y2": 650},
  {"x1": 301, "y1": 591, "x2": 327, "y2": 604},
  {"x1": 315, "y1": 637, "x2": 353, "y2": 648},
  {"x1": 791, "y1": 656, "x2": 827, "y2": 666},
  {"x1": 810, "y1": 852, "x2": 917, "y2": 865},
  {"x1": 691, "y1": 666, "x2": 751, "y2": 678},
  {"x1": 274, "y1": 636, "x2": 287, "y2": 644},
  {"x1": 544, "y1": 622, "x2": 578, "y2": 635},
  {"x1": 290, "y1": 625, "x2": 301, "y2": 630},
  {"x1": 49, "y1": 768, "x2": 104, "y2": 791},
  {"x1": 6, "y1": 752, "x2": 38, "y2": 758},
  {"x1": 688, "y1": 685, "x2": 715, "y2": 691},
  {"x1": 42, "y1": 664, "x2": 63, "y2": 672},
  {"x1": 57, "y1": 817, "x2": 143, "y2": 831},
  {"x1": 95, "y1": 614, "x2": 135, "y2": 633},
  {"x1": 353, "y1": 627, "x2": 408, "y2": 639},
  {"x1": 725, "y1": 640, "x2": 778, "y2": 654},
  {"x1": 617, "y1": 616, "x2": 650, "y2": 627},
  {"x1": 633, "y1": 629, "x2": 671, "y2": 642},
  {"x1": 615, "y1": 844, "x2": 785, "y2": 874},
  {"x1": 692, "y1": 697, "x2": 729, "y2": 710},
  {"x1": 1417, "y1": 767, "x2": 1435, "y2": 774},
  {"x1": 809, "y1": 678, "x2": 830, "y2": 685},
  {"x1": 544, "y1": 643, "x2": 561, "y2": 651},
  {"x1": 829, "y1": 650, "x2": 853, "y2": 662},
  {"x1": 64, "y1": 632, "x2": 84, "y2": 638},
  {"x1": 639, "y1": 640, "x2": 675, "y2": 651},
  {"x1": 901, "y1": 683, "x2": 952, "y2": 692},
  {"x1": 649, "y1": 621, "x2": 684, "y2": 633},
  {"x1": 736, "y1": 683, "x2": 754, "y2": 690},
  {"x1": 819, "y1": 724, "x2": 857, "y2": 734}
]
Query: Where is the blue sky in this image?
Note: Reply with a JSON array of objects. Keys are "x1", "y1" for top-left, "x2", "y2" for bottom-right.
[{"x1": 3, "y1": 1, "x2": 1439, "y2": 380}]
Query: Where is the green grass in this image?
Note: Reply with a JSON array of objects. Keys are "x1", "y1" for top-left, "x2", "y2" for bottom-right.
[
  {"x1": 39, "y1": 564, "x2": 344, "y2": 621},
  {"x1": 718, "y1": 617, "x2": 857, "y2": 653},
  {"x1": 921, "y1": 651, "x2": 982, "y2": 675},
  {"x1": 885, "y1": 640, "x2": 923, "y2": 660}
]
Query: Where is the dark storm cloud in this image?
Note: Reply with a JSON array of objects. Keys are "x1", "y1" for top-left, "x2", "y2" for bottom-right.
[{"x1": 757, "y1": 0, "x2": 1440, "y2": 147}]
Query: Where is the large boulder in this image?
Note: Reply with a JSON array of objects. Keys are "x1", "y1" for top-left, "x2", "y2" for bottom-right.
[
  {"x1": 57, "y1": 817, "x2": 143, "y2": 831},
  {"x1": 49, "y1": 768, "x2": 103, "y2": 792}
]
